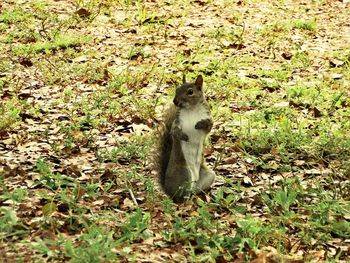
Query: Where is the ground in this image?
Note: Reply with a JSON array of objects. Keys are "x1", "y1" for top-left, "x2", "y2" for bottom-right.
[{"x1": 0, "y1": 0, "x2": 349, "y2": 262}]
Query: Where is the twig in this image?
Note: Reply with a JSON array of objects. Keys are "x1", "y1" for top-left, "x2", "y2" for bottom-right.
[{"x1": 128, "y1": 187, "x2": 138, "y2": 206}]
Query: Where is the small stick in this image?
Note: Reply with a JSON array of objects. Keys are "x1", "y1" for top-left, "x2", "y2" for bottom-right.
[{"x1": 128, "y1": 188, "x2": 138, "y2": 206}]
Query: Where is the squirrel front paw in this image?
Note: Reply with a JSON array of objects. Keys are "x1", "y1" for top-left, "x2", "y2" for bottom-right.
[
  {"x1": 172, "y1": 126, "x2": 189, "y2": 141},
  {"x1": 195, "y1": 118, "x2": 213, "y2": 132},
  {"x1": 180, "y1": 133, "x2": 189, "y2": 141}
]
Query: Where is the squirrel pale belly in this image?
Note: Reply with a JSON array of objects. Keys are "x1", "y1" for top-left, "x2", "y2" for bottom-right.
[
  {"x1": 179, "y1": 103, "x2": 209, "y2": 186},
  {"x1": 157, "y1": 75, "x2": 215, "y2": 203}
]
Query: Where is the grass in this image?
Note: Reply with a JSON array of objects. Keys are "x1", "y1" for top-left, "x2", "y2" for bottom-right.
[{"x1": 0, "y1": 0, "x2": 350, "y2": 262}]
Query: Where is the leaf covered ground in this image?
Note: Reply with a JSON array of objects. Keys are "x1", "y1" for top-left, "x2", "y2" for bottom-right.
[{"x1": 0, "y1": 0, "x2": 350, "y2": 262}]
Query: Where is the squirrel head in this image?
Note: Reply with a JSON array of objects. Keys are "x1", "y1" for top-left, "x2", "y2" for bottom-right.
[{"x1": 173, "y1": 75, "x2": 204, "y2": 108}]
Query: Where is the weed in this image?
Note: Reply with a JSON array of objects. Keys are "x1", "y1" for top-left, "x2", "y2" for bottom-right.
[
  {"x1": 116, "y1": 208, "x2": 151, "y2": 244},
  {"x1": 1, "y1": 188, "x2": 26, "y2": 204},
  {"x1": 13, "y1": 34, "x2": 91, "y2": 55},
  {"x1": 0, "y1": 99, "x2": 22, "y2": 132},
  {"x1": 292, "y1": 19, "x2": 317, "y2": 31},
  {"x1": 96, "y1": 135, "x2": 151, "y2": 163},
  {"x1": 0, "y1": 8, "x2": 30, "y2": 24},
  {"x1": 0, "y1": 207, "x2": 28, "y2": 239},
  {"x1": 69, "y1": 226, "x2": 118, "y2": 262}
]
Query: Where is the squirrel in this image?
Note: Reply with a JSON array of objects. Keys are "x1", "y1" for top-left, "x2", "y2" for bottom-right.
[{"x1": 156, "y1": 74, "x2": 215, "y2": 203}]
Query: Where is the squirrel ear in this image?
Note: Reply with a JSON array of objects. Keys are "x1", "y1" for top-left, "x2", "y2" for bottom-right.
[
  {"x1": 195, "y1": 75, "x2": 203, "y2": 90},
  {"x1": 182, "y1": 74, "x2": 186, "y2": 84}
]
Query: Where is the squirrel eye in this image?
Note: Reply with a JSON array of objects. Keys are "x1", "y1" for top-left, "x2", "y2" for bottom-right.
[{"x1": 187, "y1": 89, "x2": 194, "y2": 95}]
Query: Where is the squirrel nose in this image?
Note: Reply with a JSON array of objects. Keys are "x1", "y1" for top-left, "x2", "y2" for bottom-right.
[{"x1": 173, "y1": 98, "x2": 179, "y2": 106}]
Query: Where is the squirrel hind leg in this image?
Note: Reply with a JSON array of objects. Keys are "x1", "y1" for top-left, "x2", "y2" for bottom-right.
[
  {"x1": 163, "y1": 167, "x2": 192, "y2": 203},
  {"x1": 196, "y1": 164, "x2": 215, "y2": 192}
]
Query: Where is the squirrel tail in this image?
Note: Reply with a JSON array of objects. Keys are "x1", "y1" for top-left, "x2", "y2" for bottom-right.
[{"x1": 154, "y1": 105, "x2": 176, "y2": 187}]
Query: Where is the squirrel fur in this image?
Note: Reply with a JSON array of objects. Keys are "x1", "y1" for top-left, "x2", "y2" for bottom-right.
[{"x1": 156, "y1": 75, "x2": 215, "y2": 203}]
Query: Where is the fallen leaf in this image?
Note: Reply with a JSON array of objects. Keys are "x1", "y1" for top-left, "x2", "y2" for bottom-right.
[{"x1": 75, "y1": 8, "x2": 91, "y2": 18}]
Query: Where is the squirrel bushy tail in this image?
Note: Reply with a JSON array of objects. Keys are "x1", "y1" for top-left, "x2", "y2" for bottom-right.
[{"x1": 155, "y1": 105, "x2": 176, "y2": 187}]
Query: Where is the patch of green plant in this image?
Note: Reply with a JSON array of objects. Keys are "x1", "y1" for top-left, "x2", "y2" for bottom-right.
[
  {"x1": 271, "y1": 21, "x2": 291, "y2": 33},
  {"x1": 262, "y1": 183, "x2": 300, "y2": 216},
  {"x1": 13, "y1": 33, "x2": 91, "y2": 55},
  {"x1": 256, "y1": 68, "x2": 290, "y2": 81},
  {"x1": 54, "y1": 186, "x2": 90, "y2": 214},
  {"x1": 239, "y1": 109, "x2": 309, "y2": 155},
  {"x1": 1, "y1": 188, "x2": 26, "y2": 204},
  {"x1": 292, "y1": 19, "x2": 317, "y2": 31},
  {"x1": 176, "y1": 214, "x2": 283, "y2": 258},
  {"x1": 207, "y1": 24, "x2": 244, "y2": 43},
  {"x1": 2, "y1": 25, "x2": 40, "y2": 44},
  {"x1": 0, "y1": 8, "x2": 31, "y2": 24},
  {"x1": 67, "y1": 226, "x2": 118, "y2": 262},
  {"x1": 234, "y1": 90, "x2": 350, "y2": 168},
  {"x1": 133, "y1": 2, "x2": 158, "y2": 25},
  {"x1": 34, "y1": 58, "x2": 71, "y2": 85},
  {"x1": 115, "y1": 208, "x2": 151, "y2": 245},
  {"x1": 0, "y1": 98, "x2": 22, "y2": 132},
  {"x1": 0, "y1": 23, "x2": 9, "y2": 32},
  {"x1": 33, "y1": 159, "x2": 76, "y2": 190},
  {"x1": 235, "y1": 217, "x2": 266, "y2": 252},
  {"x1": 259, "y1": 174, "x2": 350, "y2": 250},
  {"x1": 212, "y1": 186, "x2": 243, "y2": 212},
  {"x1": 0, "y1": 207, "x2": 28, "y2": 239},
  {"x1": 162, "y1": 204, "x2": 268, "y2": 260},
  {"x1": 30, "y1": 0, "x2": 50, "y2": 12},
  {"x1": 291, "y1": 50, "x2": 311, "y2": 67},
  {"x1": 163, "y1": 216, "x2": 202, "y2": 244},
  {"x1": 313, "y1": 128, "x2": 350, "y2": 161},
  {"x1": 143, "y1": 176, "x2": 157, "y2": 203},
  {"x1": 27, "y1": 237, "x2": 62, "y2": 260},
  {"x1": 27, "y1": 225, "x2": 122, "y2": 262},
  {"x1": 56, "y1": 122, "x2": 95, "y2": 150},
  {"x1": 96, "y1": 135, "x2": 152, "y2": 163},
  {"x1": 35, "y1": 172, "x2": 76, "y2": 190},
  {"x1": 294, "y1": 200, "x2": 350, "y2": 248},
  {"x1": 286, "y1": 83, "x2": 321, "y2": 102},
  {"x1": 127, "y1": 46, "x2": 151, "y2": 60}
]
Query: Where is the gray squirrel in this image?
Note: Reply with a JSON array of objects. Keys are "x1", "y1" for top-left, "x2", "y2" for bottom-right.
[{"x1": 156, "y1": 75, "x2": 215, "y2": 203}]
